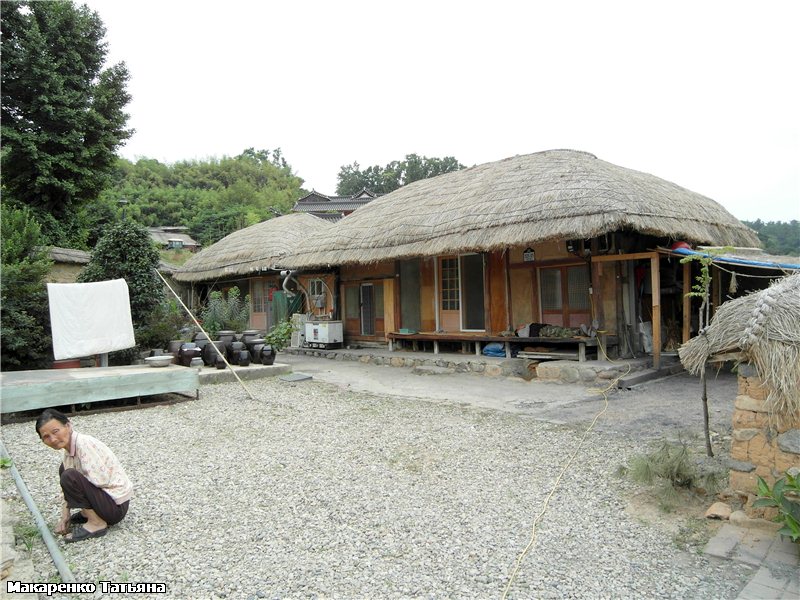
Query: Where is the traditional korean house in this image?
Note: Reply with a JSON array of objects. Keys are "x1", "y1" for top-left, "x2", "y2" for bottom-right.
[
  {"x1": 282, "y1": 150, "x2": 761, "y2": 366},
  {"x1": 292, "y1": 189, "x2": 379, "y2": 222},
  {"x1": 172, "y1": 213, "x2": 335, "y2": 331}
]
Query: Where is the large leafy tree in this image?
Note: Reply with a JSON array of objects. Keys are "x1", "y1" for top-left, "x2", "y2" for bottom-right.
[
  {"x1": 78, "y1": 221, "x2": 164, "y2": 328},
  {"x1": 0, "y1": 205, "x2": 54, "y2": 370},
  {"x1": 1, "y1": 0, "x2": 133, "y2": 247},
  {"x1": 336, "y1": 153, "x2": 465, "y2": 196}
]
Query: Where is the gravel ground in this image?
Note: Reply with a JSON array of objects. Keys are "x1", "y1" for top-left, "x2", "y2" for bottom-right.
[{"x1": 1, "y1": 377, "x2": 753, "y2": 599}]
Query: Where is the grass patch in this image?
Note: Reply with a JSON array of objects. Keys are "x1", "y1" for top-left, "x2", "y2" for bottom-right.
[{"x1": 617, "y1": 436, "x2": 726, "y2": 513}]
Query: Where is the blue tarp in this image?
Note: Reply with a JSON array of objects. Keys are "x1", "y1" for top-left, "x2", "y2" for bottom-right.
[{"x1": 670, "y1": 247, "x2": 800, "y2": 271}]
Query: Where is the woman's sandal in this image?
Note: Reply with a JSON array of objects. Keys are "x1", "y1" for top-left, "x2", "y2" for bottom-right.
[{"x1": 65, "y1": 525, "x2": 107, "y2": 543}]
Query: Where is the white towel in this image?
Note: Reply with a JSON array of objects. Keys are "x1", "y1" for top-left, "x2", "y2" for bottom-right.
[{"x1": 47, "y1": 279, "x2": 136, "y2": 360}]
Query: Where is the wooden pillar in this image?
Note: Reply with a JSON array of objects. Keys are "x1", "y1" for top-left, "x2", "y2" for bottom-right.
[
  {"x1": 650, "y1": 256, "x2": 661, "y2": 369},
  {"x1": 591, "y1": 260, "x2": 605, "y2": 327},
  {"x1": 711, "y1": 265, "x2": 722, "y2": 317},
  {"x1": 682, "y1": 261, "x2": 691, "y2": 343}
]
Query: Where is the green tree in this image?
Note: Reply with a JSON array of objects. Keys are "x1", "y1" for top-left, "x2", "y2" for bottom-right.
[
  {"x1": 336, "y1": 153, "x2": 465, "y2": 195},
  {"x1": 0, "y1": 205, "x2": 54, "y2": 370},
  {"x1": 743, "y1": 220, "x2": 800, "y2": 256},
  {"x1": 98, "y1": 149, "x2": 304, "y2": 245},
  {"x1": 1, "y1": 0, "x2": 132, "y2": 247},
  {"x1": 78, "y1": 221, "x2": 163, "y2": 361}
]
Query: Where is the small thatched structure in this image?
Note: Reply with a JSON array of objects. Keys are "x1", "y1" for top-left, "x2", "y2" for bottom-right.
[
  {"x1": 679, "y1": 273, "x2": 800, "y2": 416},
  {"x1": 173, "y1": 213, "x2": 333, "y2": 283},
  {"x1": 283, "y1": 149, "x2": 760, "y2": 268}
]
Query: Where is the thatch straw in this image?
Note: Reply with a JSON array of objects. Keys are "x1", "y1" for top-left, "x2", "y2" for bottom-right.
[
  {"x1": 679, "y1": 273, "x2": 800, "y2": 418},
  {"x1": 173, "y1": 213, "x2": 333, "y2": 282},
  {"x1": 282, "y1": 150, "x2": 760, "y2": 269}
]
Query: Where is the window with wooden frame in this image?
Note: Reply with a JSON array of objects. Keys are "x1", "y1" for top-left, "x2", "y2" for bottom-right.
[{"x1": 539, "y1": 264, "x2": 591, "y2": 327}]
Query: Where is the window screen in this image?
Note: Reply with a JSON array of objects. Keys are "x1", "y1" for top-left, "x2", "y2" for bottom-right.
[{"x1": 540, "y1": 268, "x2": 562, "y2": 310}]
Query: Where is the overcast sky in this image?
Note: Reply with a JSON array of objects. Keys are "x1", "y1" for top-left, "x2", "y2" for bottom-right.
[{"x1": 82, "y1": 0, "x2": 799, "y2": 223}]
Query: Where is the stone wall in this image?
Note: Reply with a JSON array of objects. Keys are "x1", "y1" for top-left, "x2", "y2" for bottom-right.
[{"x1": 729, "y1": 364, "x2": 800, "y2": 514}]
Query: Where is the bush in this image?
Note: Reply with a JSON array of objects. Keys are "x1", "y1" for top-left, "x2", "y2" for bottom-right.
[
  {"x1": 137, "y1": 299, "x2": 188, "y2": 350},
  {"x1": 199, "y1": 287, "x2": 250, "y2": 337},
  {"x1": 754, "y1": 472, "x2": 800, "y2": 543},
  {"x1": 78, "y1": 221, "x2": 164, "y2": 364},
  {"x1": 264, "y1": 319, "x2": 295, "y2": 352},
  {"x1": 0, "y1": 205, "x2": 53, "y2": 370}
]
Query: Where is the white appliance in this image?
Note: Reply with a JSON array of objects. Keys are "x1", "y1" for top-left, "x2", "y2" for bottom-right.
[
  {"x1": 304, "y1": 320, "x2": 343, "y2": 348},
  {"x1": 290, "y1": 313, "x2": 308, "y2": 348}
]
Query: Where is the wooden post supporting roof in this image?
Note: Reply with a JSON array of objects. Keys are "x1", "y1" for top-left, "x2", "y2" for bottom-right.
[
  {"x1": 592, "y1": 252, "x2": 662, "y2": 369},
  {"x1": 650, "y1": 255, "x2": 661, "y2": 369},
  {"x1": 683, "y1": 261, "x2": 691, "y2": 343}
]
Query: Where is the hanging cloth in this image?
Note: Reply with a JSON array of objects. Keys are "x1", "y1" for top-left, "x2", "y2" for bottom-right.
[{"x1": 47, "y1": 279, "x2": 136, "y2": 360}]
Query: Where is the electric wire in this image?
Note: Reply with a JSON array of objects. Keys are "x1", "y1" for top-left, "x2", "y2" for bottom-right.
[{"x1": 501, "y1": 302, "x2": 632, "y2": 598}]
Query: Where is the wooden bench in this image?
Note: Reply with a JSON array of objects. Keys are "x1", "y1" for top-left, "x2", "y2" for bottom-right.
[
  {"x1": 386, "y1": 332, "x2": 616, "y2": 361},
  {"x1": 0, "y1": 364, "x2": 199, "y2": 414}
]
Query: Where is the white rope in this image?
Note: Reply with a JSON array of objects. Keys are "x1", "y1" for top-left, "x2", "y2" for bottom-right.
[{"x1": 154, "y1": 269, "x2": 256, "y2": 401}]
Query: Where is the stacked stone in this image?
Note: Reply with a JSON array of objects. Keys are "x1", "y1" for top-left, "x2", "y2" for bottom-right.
[{"x1": 729, "y1": 364, "x2": 800, "y2": 514}]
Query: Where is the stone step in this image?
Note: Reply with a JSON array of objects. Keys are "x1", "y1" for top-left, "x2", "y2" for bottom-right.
[
  {"x1": 617, "y1": 363, "x2": 684, "y2": 389},
  {"x1": 412, "y1": 365, "x2": 456, "y2": 376}
]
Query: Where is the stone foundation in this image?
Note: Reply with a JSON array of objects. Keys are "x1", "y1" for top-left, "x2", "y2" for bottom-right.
[
  {"x1": 286, "y1": 347, "x2": 651, "y2": 384},
  {"x1": 728, "y1": 364, "x2": 800, "y2": 516}
]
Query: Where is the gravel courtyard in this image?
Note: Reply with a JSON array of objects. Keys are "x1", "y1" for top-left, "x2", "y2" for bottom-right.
[{"x1": 2, "y1": 374, "x2": 753, "y2": 599}]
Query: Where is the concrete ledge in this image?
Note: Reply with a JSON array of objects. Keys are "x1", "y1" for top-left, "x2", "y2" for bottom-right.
[{"x1": 198, "y1": 363, "x2": 291, "y2": 384}]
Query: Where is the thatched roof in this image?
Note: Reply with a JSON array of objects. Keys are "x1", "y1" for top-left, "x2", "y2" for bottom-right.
[
  {"x1": 282, "y1": 149, "x2": 760, "y2": 269},
  {"x1": 48, "y1": 247, "x2": 90, "y2": 264},
  {"x1": 173, "y1": 213, "x2": 333, "y2": 282},
  {"x1": 679, "y1": 273, "x2": 800, "y2": 416}
]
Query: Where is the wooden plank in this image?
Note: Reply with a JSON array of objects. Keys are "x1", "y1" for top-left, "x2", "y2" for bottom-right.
[{"x1": 1, "y1": 365, "x2": 198, "y2": 414}]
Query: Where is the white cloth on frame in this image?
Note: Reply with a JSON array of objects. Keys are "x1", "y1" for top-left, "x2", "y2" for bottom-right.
[{"x1": 47, "y1": 279, "x2": 136, "y2": 360}]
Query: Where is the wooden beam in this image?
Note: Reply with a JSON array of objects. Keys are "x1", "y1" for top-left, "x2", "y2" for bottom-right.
[
  {"x1": 650, "y1": 255, "x2": 661, "y2": 370},
  {"x1": 682, "y1": 261, "x2": 691, "y2": 343},
  {"x1": 592, "y1": 252, "x2": 658, "y2": 263}
]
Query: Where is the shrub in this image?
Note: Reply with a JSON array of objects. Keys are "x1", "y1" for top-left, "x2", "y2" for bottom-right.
[
  {"x1": 199, "y1": 287, "x2": 250, "y2": 337},
  {"x1": 137, "y1": 299, "x2": 188, "y2": 350},
  {"x1": 754, "y1": 473, "x2": 800, "y2": 543},
  {"x1": 78, "y1": 221, "x2": 164, "y2": 364},
  {"x1": 264, "y1": 319, "x2": 295, "y2": 352},
  {"x1": 0, "y1": 205, "x2": 53, "y2": 370}
]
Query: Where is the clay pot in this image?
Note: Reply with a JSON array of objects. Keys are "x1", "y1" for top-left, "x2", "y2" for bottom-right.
[
  {"x1": 238, "y1": 349, "x2": 251, "y2": 367},
  {"x1": 202, "y1": 340, "x2": 226, "y2": 366},
  {"x1": 190, "y1": 357, "x2": 204, "y2": 368},
  {"x1": 260, "y1": 345, "x2": 276, "y2": 366},
  {"x1": 227, "y1": 341, "x2": 245, "y2": 362},
  {"x1": 241, "y1": 329, "x2": 261, "y2": 344},
  {"x1": 245, "y1": 338, "x2": 266, "y2": 354},
  {"x1": 167, "y1": 340, "x2": 183, "y2": 354},
  {"x1": 217, "y1": 330, "x2": 236, "y2": 346},
  {"x1": 215, "y1": 355, "x2": 226, "y2": 369},
  {"x1": 179, "y1": 347, "x2": 201, "y2": 367}
]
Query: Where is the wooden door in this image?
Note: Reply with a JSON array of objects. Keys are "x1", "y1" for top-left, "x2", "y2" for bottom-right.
[{"x1": 438, "y1": 257, "x2": 460, "y2": 331}]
